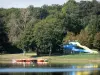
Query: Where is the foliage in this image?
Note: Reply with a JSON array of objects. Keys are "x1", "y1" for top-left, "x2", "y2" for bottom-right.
[
  {"x1": 33, "y1": 15, "x2": 65, "y2": 54},
  {"x1": 76, "y1": 30, "x2": 90, "y2": 47},
  {"x1": 63, "y1": 32, "x2": 76, "y2": 44},
  {"x1": 62, "y1": 0, "x2": 83, "y2": 34},
  {"x1": 62, "y1": 0, "x2": 78, "y2": 14},
  {"x1": 0, "y1": 13, "x2": 8, "y2": 53},
  {"x1": 0, "y1": 0, "x2": 100, "y2": 54},
  {"x1": 93, "y1": 32, "x2": 100, "y2": 51},
  {"x1": 16, "y1": 23, "x2": 36, "y2": 52}
]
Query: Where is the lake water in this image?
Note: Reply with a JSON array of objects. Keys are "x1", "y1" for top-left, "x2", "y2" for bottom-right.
[{"x1": 0, "y1": 63, "x2": 100, "y2": 75}]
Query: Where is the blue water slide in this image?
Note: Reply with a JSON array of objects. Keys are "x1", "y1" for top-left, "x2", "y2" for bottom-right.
[{"x1": 63, "y1": 44, "x2": 87, "y2": 53}]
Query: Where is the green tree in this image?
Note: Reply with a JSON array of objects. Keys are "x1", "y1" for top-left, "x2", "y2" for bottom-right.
[
  {"x1": 63, "y1": 32, "x2": 75, "y2": 44},
  {"x1": 33, "y1": 15, "x2": 65, "y2": 55},
  {"x1": 93, "y1": 32, "x2": 100, "y2": 51},
  {"x1": 0, "y1": 13, "x2": 8, "y2": 53},
  {"x1": 64, "y1": 14, "x2": 83, "y2": 34},
  {"x1": 36, "y1": 8, "x2": 49, "y2": 19},
  {"x1": 43, "y1": 4, "x2": 62, "y2": 15},
  {"x1": 85, "y1": 15, "x2": 100, "y2": 47},
  {"x1": 16, "y1": 18, "x2": 37, "y2": 54},
  {"x1": 76, "y1": 30, "x2": 90, "y2": 47},
  {"x1": 7, "y1": 8, "x2": 34, "y2": 44},
  {"x1": 62, "y1": 0, "x2": 78, "y2": 14},
  {"x1": 7, "y1": 13, "x2": 21, "y2": 43},
  {"x1": 79, "y1": 1, "x2": 93, "y2": 17},
  {"x1": 91, "y1": 0, "x2": 100, "y2": 15},
  {"x1": 62, "y1": 0, "x2": 83, "y2": 34}
]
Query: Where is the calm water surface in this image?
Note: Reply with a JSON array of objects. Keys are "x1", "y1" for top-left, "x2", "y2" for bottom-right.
[{"x1": 0, "y1": 63, "x2": 100, "y2": 75}]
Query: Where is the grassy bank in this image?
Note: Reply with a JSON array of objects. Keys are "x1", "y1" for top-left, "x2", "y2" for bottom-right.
[
  {"x1": 0, "y1": 53, "x2": 36, "y2": 63},
  {"x1": 49, "y1": 54, "x2": 100, "y2": 64},
  {"x1": 0, "y1": 53, "x2": 100, "y2": 64}
]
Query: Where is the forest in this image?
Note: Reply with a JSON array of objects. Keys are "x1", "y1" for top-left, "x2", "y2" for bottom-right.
[{"x1": 0, "y1": 0, "x2": 100, "y2": 55}]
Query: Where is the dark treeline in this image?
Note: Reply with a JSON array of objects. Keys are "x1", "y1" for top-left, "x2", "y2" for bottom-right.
[{"x1": 0, "y1": 0, "x2": 100, "y2": 55}]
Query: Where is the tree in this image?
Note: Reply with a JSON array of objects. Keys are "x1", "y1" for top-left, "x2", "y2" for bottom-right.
[
  {"x1": 85, "y1": 15, "x2": 100, "y2": 47},
  {"x1": 62, "y1": 0, "x2": 78, "y2": 14},
  {"x1": 63, "y1": 32, "x2": 75, "y2": 44},
  {"x1": 64, "y1": 14, "x2": 83, "y2": 34},
  {"x1": 6, "y1": 8, "x2": 38, "y2": 54},
  {"x1": 43, "y1": 4, "x2": 62, "y2": 15},
  {"x1": 0, "y1": 0, "x2": 100, "y2": 54},
  {"x1": 7, "y1": 8, "x2": 34, "y2": 44},
  {"x1": 16, "y1": 19, "x2": 36, "y2": 54},
  {"x1": 93, "y1": 32, "x2": 100, "y2": 51},
  {"x1": 62, "y1": 0, "x2": 83, "y2": 34},
  {"x1": 33, "y1": 15, "x2": 65, "y2": 55},
  {"x1": 7, "y1": 13, "x2": 21, "y2": 43},
  {"x1": 36, "y1": 8, "x2": 49, "y2": 19},
  {"x1": 79, "y1": 1, "x2": 93, "y2": 17},
  {"x1": 76, "y1": 30, "x2": 90, "y2": 47},
  {"x1": 91, "y1": 0, "x2": 100, "y2": 15},
  {"x1": 0, "y1": 13, "x2": 8, "y2": 53}
]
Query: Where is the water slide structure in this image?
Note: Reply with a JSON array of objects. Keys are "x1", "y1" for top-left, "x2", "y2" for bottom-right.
[{"x1": 63, "y1": 42, "x2": 98, "y2": 54}]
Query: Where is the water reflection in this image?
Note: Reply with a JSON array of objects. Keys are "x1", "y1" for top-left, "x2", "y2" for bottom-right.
[
  {"x1": 0, "y1": 63, "x2": 100, "y2": 75},
  {"x1": 1, "y1": 71, "x2": 100, "y2": 75},
  {"x1": 0, "y1": 72, "x2": 63, "y2": 75}
]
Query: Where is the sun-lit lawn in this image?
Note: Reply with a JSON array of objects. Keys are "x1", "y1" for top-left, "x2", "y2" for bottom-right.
[
  {"x1": 0, "y1": 53, "x2": 100, "y2": 64},
  {"x1": 58, "y1": 54, "x2": 100, "y2": 59},
  {"x1": 0, "y1": 53, "x2": 36, "y2": 63}
]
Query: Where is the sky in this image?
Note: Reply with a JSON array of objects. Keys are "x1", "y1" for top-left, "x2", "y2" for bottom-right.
[{"x1": 0, "y1": 0, "x2": 99, "y2": 8}]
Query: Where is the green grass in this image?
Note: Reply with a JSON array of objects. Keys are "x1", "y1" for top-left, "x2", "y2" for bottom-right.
[
  {"x1": 0, "y1": 53, "x2": 100, "y2": 64},
  {"x1": 0, "y1": 53, "x2": 36, "y2": 63},
  {"x1": 46, "y1": 54, "x2": 100, "y2": 64},
  {"x1": 58, "y1": 54, "x2": 100, "y2": 59}
]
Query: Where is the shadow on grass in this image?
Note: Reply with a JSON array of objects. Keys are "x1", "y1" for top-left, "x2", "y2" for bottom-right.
[{"x1": 30, "y1": 53, "x2": 63, "y2": 58}]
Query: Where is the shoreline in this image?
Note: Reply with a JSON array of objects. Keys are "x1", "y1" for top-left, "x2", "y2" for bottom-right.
[
  {"x1": 0, "y1": 53, "x2": 100, "y2": 64},
  {"x1": 0, "y1": 59, "x2": 100, "y2": 64},
  {"x1": 50, "y1": 59, "x2": 100, "y2": 64}
]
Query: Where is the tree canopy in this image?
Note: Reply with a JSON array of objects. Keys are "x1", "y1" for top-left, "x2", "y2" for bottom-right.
[{"x1": 0, "y1": 0, "x2": 100, "y2": 54}]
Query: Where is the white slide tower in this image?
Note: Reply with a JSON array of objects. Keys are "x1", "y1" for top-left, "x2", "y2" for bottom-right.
[{"x1": 69, "y1": 42, "x2": 98, "y2": 54}]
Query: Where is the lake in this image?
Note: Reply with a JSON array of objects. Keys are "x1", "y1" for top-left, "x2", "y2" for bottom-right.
[{"x1": 0, "y1": 63, "x2": 100, "y2": 75}]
